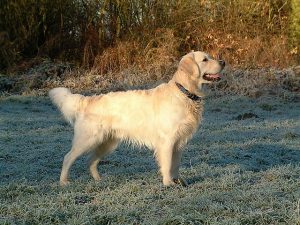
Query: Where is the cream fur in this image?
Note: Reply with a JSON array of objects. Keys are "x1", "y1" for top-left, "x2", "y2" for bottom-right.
[{"x1": 49, "y1": 51, "x2": 225, "y2": 186}]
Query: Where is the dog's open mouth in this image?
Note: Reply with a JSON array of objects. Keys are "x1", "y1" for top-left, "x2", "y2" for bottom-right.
[{"x1": 203, "y1": 73, "x2": 221, "y2": 81}]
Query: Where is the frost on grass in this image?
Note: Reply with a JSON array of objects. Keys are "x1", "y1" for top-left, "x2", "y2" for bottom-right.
[{"x1": 0, "y1": 95, "x2": 299, "y2": 225}]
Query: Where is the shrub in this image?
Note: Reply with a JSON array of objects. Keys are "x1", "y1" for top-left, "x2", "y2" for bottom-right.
[{"x1": 0, "y1": 0, "x2": 298, "y2": 72}]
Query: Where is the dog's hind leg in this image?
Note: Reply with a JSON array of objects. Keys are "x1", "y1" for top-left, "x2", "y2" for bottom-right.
[
  {"x1": 89, "y1": 138, "x2": 119, "y2": 181},
  {"x1": 60, "y1": 146, "x2": 88, "y2": 186},
  {"x1": 60, "y1": 126, "x2": 100, "y2": 186}
]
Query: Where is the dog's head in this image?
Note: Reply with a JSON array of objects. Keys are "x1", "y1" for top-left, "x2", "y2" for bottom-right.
[{"x1": 178, "y1": 51, "x2": 225, "y2": 86}]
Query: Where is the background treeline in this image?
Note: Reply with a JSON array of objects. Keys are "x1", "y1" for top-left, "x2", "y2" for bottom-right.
[{"x1": 0, "y1": 0, "x2": 299, "y2": 72}]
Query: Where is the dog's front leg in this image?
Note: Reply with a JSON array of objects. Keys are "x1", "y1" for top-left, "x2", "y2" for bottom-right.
[
  {"x1": 155, "y1": 143, "x2": 176, "y2": 186},
  {"x1": 171, "y1": 150, "x2": 182, "y2": 180}
]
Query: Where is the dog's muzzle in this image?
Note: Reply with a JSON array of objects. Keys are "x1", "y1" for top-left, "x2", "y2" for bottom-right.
[{"x1": 203, "y1": 60, "x2": 225, "y2": 81}]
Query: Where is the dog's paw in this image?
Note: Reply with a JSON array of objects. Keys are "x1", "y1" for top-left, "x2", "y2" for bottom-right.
[
  {"x1": 162, "y1": 178, "x2": 176, "y2": 186},
  {"x1": 92, "y1": 175, "x2": 101, "y2": 182},
  {"x1": 173, "y1": 178, "x2": 188, "y2": 187},
  {"x1": 60, "y1": 180, "x2": 70, "y2": 186}
]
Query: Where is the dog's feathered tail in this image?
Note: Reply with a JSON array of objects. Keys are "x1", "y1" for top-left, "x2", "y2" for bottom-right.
[{"x1": 49, "y1": 88, "x2": 83, "y2": 125}]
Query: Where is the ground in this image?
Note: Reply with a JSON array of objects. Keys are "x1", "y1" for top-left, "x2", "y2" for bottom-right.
[{"x1": 0, "y1": 94, "x2": 299, "y2": 224}]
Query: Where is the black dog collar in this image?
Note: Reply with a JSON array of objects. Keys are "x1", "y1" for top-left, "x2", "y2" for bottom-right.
[{"x1": 175, "y1": 82, "x2": 201, "y2": 102}]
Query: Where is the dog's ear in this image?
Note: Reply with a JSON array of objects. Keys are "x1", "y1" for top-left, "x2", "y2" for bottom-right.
[{"x1": 178, "y1": 52, "x2": 199, "y2": 76}]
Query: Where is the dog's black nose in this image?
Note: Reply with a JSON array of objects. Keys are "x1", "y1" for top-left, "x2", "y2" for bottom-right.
[{"x1": 219, "y1": 60, "x2": 225, "y2": 68}]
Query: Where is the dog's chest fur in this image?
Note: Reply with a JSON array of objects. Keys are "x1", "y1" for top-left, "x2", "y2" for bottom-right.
[{"x1": 174, "y1": 100, "x2": 203, "y2": 148}]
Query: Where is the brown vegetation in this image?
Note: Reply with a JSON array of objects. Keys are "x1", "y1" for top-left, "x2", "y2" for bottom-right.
[
  {"x1": 0, "y1": 0, "x2": 299, "y2": 96},
  {"x1": 1, "y1": 0, "x2": 299, "y2": 70}
]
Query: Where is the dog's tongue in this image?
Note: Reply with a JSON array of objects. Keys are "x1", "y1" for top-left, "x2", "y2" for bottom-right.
[{"x1": 207, "y1": 74, "x2": 221, "y2": 79}]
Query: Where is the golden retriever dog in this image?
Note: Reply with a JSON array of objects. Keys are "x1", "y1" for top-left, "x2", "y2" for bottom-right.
[{"x1": 49, "y1": 51, "x2": 225, "y2": 186}]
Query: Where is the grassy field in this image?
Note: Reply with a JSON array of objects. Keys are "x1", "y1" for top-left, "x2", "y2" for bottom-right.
[{"x1": 0, "y1": 93, "x2": 299, "y2": 224}]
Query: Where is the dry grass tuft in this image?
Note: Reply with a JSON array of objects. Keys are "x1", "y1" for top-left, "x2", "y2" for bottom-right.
[
  {"x1": 212, "y1": 67, "x2": 300, "y2": 98},
  {"x1": 1, "y1": 55, "x2": 299, "y2": 99},
  {"x1": 93, "y1": 41, "x2": 139, "y2": 75},
  {"x1": 92, "y1": 29, "x2": 178, "y2": 78}
]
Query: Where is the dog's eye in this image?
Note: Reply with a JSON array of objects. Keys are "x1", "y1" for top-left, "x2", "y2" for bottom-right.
[{"x1": 203, "y1": 58, "x2": 208, "y2": 62}]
